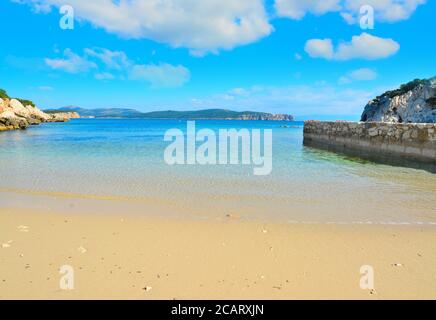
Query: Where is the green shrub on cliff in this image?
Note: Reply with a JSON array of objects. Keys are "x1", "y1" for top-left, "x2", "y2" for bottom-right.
[
  {"x1": 0, "y1": 89, "x2": 36, "y2": 107},
  {"x1": 427, "y1": 96, "x2": 436, "y2": 108},
  {"x1": 382, "y1": 78, "x2": 429, "y2": 99},
  {"x1": 0, "y1": 88, "x2": 9, "y2": 100},
  {"x1": 17, "y1": 98, "x2": 36, "y2": 108}
]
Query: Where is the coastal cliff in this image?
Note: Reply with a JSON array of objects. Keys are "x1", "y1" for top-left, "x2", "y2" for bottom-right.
[
  {"x1": 0, "y1": 90, "x2": 79, "y2": 132},
  {"x1": 361, "y1": 77, "x2": 436, "y2": 123}
]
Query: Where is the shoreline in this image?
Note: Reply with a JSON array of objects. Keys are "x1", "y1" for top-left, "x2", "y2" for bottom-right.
[
  {"x1": 1, "y1": 208, "x2": 435, "y2": 300},
  {"x1": 2, "y1": 188, "x2": 436, "y2": 226}
]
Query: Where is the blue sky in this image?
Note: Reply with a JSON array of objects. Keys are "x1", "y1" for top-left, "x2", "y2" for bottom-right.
[{"x1": 0, "y1": 0, "x2": 434, "y2": 120}]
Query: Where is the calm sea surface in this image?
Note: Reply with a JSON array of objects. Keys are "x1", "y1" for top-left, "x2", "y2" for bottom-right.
[{"x1": 1, "y1": 119, "x2": 435, "y2": 224}]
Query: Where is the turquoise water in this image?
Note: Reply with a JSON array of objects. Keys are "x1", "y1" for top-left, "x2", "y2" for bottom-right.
[{"x1": 0, "y1": 119, "x2": 435, "y2": 223}]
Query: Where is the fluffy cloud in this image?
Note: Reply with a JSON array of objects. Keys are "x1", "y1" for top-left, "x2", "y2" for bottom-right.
[
  {"x1": 304, "y1": 33, "x2": 400, "y2": 60},
  {"x1": 84, "y1": 48, "x2": 130, "y2": 70},
  {"x1": 45, "y1": 48, "x2": 191, "y2": 87},
  {"x1": 275, "y1": 0, "x2": 426, "y2": 23},
  {"x1": 304, "y1": 39, "x2": 334, "y2": 59},
  {"x1": 45, "y1": 48, "x2": 97, "y2": 73},
  {"x1": 94, "y1": 72, "x2": 116, "y2": 80},
  {"x1": 341, "y1": 0, "x2": 426, "y2": 23},
  {"x1": 15, "y1": 0, "x2": 273, "y2": 56},
  {"x1": 339, "y1": 68, "x2": 378, "y2": 84},
  {"x1": 335, "y1": 33, "x2": 400, "y2": 60},
  {"x1": 275, "y1": 0, "x2": 341, "y2": 19},
  {"x1": 129, "y1": 63, "x2": 190, "y2": 88}
]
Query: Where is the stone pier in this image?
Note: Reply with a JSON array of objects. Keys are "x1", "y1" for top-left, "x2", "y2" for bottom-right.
[{"x1": 303, "y1": 121, "x2": 436, "y2": 171}]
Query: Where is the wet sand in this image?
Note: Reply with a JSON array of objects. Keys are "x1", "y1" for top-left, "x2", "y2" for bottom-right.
[{"x1": 1, "y1": 208, "x2": 435, "y2": 300}]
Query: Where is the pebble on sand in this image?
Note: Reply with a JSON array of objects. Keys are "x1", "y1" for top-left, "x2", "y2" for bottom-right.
[
  {"x1": 78, "y1": 246, "x2": 88, "y2": 254},
  {"x1": 143, "y1": 286, "x2": 152, "y2": 292},
  {"x1": 18, "y1": 225, "x2": 29, "y2": 232},
  {"x1": 1, "y1": 240, "x2": 13, "y2": 248}
]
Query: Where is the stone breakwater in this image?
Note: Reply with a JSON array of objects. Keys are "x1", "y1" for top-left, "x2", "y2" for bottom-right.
[
  {"x1": 0, "y1": 98, "x2": 79, "y2": 132},
  {"x1": 303, "y1": 121, "x2": 436, "y2": 168}
]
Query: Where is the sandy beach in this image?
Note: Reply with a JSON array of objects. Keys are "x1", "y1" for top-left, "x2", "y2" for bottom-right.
[{"x1": 1, "y1": 207, "x2": 435, "y2": 300}]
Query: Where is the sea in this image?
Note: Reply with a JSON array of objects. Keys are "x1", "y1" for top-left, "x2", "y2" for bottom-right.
[{"x1": 0, "y1": 119, "x2": 435, "y2": 225}]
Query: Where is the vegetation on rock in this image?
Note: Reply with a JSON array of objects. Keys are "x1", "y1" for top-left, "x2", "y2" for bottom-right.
[
  {"x1": 0, "y1": 88, "x2": 35, "y2": 107},
  {"x1": 0, "y1": 88, "x2": 10, "y2": 100},
  {"x1": 426, "y1": 96, "x2": 436, "y2": 108},
  {"x1": 17, "y1": 99, "x2": 35, "y2": 108}
]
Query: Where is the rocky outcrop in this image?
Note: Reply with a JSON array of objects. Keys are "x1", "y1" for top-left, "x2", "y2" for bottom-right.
[
  {"x1": 361, "y1": 77, "x2": 436, "y2": 123},
  {"x1": 47, "y1": 111, "x2": 80, "y2": 122},
  {"x1": 0, "y1": 97, "x2": 80, "y2": 132}
]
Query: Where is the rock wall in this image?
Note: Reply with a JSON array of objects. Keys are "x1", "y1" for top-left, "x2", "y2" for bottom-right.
[
  {"x1": 303, "y1": 121, "x2": 436, "y2": 167},
  {"x1": 0, "y1": 98, "x2": 79, "y2": 132}
]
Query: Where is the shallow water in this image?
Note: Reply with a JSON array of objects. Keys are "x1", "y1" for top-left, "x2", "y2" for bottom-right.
[{"x1": 0, "y1": 119, "x2": 435, "y2": 223}]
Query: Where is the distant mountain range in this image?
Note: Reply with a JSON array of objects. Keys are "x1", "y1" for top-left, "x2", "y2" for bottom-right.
[{"x1": 44, "y1": 107, "x2": 294, "y2": 121}]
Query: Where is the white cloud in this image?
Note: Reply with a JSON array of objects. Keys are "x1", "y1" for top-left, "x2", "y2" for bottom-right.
[
  {"x1": 294, "y1": 53, "x2": 303, "y2": 60},
  {"x1": 305, "y1": 33, "x2": 399, "y2": 60},
  {"x1": 15, "y1": 0, "x2": 273, "y2": 56},
  {"x1": 275, "y1": 0, "x2": 341, "y2": 19},
  {"x1": 304, "y1": 39, "x2": 334, "y2": 59},
  {"x1": 187, "y1": 84, "x2": 378, "y2": 118},
  {"x1": 339, "y1": 68, "x2": 378, "y2": 84},
  {"x1": 229, "y1": 88, "x2": 249, "y2": 96},
  {"x1": 129, "y1": 63, "x2": 191, "y2": 88},
  {"x1": 45, "y1": 48, "x2": 191, "y2": 87},
  {"x1": 348, "y1": 68, "x2": 378, "y2": 80},
  {"x1": 11, "y1": 0, "x2": 51, "y2": 13},
  {"x1": 341, "y1": 0, "x2": 426, "y2": 23},
  {"x1": 94, "y1": 72, "x2": 115, "y2": 80},
  {"x1": 84, "y1": 48, "x2": 130, "y2": 70},
  {"x1": 275, "y1": 0, "x2": 426, "y2": 23},
  {"x1": 45, "y1": 48, "x2": 97, "y2": 73},
  {"x1": 335, "y1": 33, "x2": 400, "y2": 60}
]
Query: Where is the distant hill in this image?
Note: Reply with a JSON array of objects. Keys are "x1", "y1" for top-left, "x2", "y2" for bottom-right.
[
  {"x1": 44, "y1": 107, "x2": 294, "y2": 121},
  {"x1": 45, "y1": 106, "x2": 144, "y2": 118}
]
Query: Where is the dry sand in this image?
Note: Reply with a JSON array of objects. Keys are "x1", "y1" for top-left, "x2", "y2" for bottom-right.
[{"x1": 0, "y1": 208, "x2": 435, "y2": 300}]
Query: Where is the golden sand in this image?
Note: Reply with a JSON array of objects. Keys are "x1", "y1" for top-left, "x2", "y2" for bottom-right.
[{"x1": 1, "y1": 208, "x2": 435, "y2": 300}]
